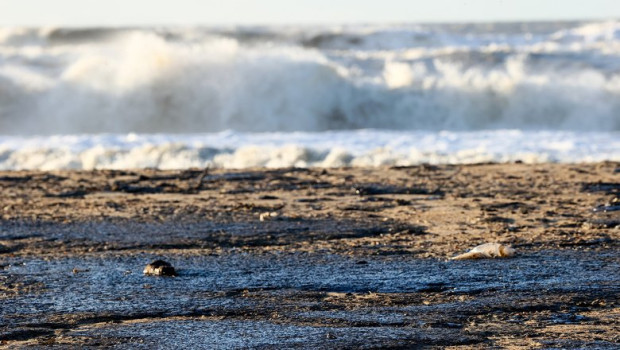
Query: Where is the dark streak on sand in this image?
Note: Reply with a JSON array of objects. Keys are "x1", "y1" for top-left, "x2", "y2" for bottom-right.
[{"x1": 0, "y1": 162, "x2": 619, "y2": 348}]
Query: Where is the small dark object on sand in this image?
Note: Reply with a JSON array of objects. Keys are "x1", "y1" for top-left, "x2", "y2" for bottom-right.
[
  {"x1": 143, "y1": 260, "x2": 177, "y2": 276},
  {"x1": 353, "y1": 184, "x2": 435, "y2": 196}
]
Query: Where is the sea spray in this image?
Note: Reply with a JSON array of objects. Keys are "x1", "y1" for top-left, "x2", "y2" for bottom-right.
[
  {"x1": 1, "y1": 22, "x2": 620, "y2": 134},
  {"x1": 0, "y1": 22, "x2": 619, "y2": 169}
]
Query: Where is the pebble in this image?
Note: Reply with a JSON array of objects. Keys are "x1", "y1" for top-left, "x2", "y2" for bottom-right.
[
  {"x1": 143, "y1": 260, "x2": 177, "y2": 276},
  {"x1": 259, "y1": 212, "x2": 279, "y2": 221}
]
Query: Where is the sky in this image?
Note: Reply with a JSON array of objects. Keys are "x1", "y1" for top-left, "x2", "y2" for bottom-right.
[{"x1": 1, "y1": 0, "x2": 619, "y2": 26}]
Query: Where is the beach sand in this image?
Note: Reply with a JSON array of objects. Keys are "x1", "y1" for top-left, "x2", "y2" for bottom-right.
[{"x1": 1, "y1": 162, "x2": 618, "y2": 348}]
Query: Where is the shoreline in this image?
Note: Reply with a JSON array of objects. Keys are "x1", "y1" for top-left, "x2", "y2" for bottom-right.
[{"x1": 1, "y1": 162, "x2": 619, "y2": 347}]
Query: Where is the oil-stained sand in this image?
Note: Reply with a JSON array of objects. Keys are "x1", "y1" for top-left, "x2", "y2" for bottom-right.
[{"x1": 1, "y1": 163, "x2": 619, "y2": 348}]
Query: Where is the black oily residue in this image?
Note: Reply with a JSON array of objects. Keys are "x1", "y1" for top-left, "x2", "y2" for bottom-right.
[
  {"x1": 582, "y1": 182, "x2": 620, "y2": 195},
  {"x1": 0, "y1": 250, "x2": 618, "y2": 347},
  {"x1": 354, "y1": 184, "x2": 442, "y2": 196},
  {"x1": 0, "y1": 219, "x2": 427, "y2": 252},
  {"x1": 592, "y1": 205, "x2": 620, "y2": 213}
]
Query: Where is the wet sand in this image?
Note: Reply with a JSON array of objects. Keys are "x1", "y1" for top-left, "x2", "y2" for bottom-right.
[{"x1": 0, "y1": 163, "x2": 618, "y2": 348}]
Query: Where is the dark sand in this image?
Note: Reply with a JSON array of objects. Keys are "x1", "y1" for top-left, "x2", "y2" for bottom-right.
[{"x1": 0, "y1": 163, "x2": 618, "y2": 348}]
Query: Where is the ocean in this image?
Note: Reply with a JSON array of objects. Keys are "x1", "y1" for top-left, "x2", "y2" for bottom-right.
[{"x1": 0, "y1": 21, "x2": 618, "y2": 169}]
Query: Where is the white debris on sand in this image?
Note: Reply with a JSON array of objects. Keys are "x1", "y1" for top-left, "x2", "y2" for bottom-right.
[
  {"x1": 259, "y1": 211, "x2": 280, "y2": 221},
  {"x1": 450, "y1": 243, "x2": 516, "y2": 260}
]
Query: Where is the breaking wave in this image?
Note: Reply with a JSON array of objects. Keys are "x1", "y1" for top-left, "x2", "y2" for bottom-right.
[{"x1": 1, "y1": 21, "x2": 620, "y2": 134}]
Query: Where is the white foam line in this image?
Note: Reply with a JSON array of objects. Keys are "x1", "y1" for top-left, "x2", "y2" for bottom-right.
[{"x1": 0, "y1": 130, "x2": 617, "y2": 170}]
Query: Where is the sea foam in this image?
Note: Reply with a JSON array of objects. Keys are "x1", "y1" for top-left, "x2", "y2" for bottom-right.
[
  {"x1": 0, "y1": 22, "x2": 619, "y2": 169},
  {"x1": 0, "y1": 130, "x2": 617, "y2": 170}
]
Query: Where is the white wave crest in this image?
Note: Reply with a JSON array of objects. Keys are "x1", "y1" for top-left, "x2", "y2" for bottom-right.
[{"x1": 0, "y1": 23, "x2": 620, "y2": 134}]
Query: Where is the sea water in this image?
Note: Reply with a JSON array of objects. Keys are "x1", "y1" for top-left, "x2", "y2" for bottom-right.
[{"x1": 0, "y1": 22, "x2": 618, "y2": 169}]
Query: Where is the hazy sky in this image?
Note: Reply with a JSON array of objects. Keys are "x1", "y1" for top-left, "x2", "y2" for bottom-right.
[{"x1": 1, "y1": 0, "x2": 619, "y2": 26}]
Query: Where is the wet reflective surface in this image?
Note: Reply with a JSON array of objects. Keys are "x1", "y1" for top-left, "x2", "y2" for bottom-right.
[
  {"x1": 2, "y1": 250, "x2": 618, "y2": 348},
  {"x1": 1, "y1": 164, "x2": 618, "y2": 348}
]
